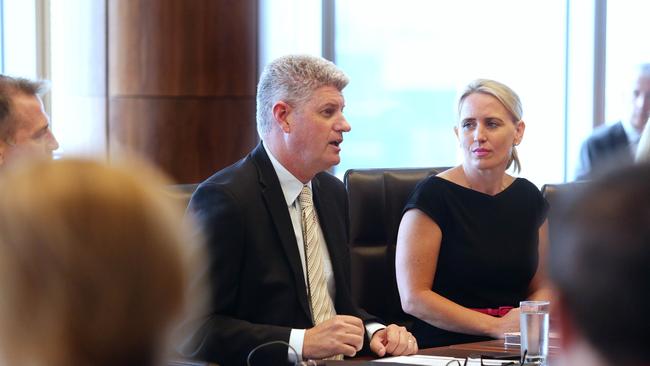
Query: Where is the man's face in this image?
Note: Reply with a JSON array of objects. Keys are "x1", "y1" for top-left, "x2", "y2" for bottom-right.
[
  {"x1": 0, "y1": 94, "x2": 59, "y2": 165},
  {"x1": 630, "y1": 73, "x2": 650, "y2": 132},
  {"x1": 285, "y1": 85, "x2": 351, "y2": 177}
]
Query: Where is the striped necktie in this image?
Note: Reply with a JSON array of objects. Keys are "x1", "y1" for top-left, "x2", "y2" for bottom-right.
[{"x1": 299, "y1": 186, "x2": 343, "y2": 360}]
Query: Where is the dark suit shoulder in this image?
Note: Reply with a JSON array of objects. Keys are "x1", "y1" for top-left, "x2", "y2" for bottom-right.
[
  {"x1": 198, "y1": 155, "x2": 258, "y2": 196},
  {"x1": 584, "y1": 121, "x2": 628, "y2": 151}
]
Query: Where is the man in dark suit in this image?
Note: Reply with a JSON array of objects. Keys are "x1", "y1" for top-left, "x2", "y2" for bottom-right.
[
  {"x1": 0, "y1": 75, "x2": 59, "y2": 166},
  {"x1": 183, "y1": 55, "x2": 417, "y2": 365},
  {"x1": 575, "y1": 63, "x2": 650, "y2": 180}
]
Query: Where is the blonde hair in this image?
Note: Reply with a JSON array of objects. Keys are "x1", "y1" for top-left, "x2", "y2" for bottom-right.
[
  {"x1": 0, "y1": 158, "x2": 198, "y2": 366},
  {"x1": 458, "y1": 79, "x2": 523, "y2": 173}
]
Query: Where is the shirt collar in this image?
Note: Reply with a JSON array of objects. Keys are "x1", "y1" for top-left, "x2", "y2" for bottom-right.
[{"x1": 263, "y1": 142, "x2": 311, "y2": 207}]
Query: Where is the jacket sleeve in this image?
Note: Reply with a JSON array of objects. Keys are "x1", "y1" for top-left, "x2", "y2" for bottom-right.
[{"x1": 179, "y1": 182, "x2": 293, "y2": 366}]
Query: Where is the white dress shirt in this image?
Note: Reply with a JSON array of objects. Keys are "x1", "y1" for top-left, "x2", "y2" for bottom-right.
[
  {"x1": 263, "y1": 144, "x2": 383, "y2": 362},
  {"x1": 622, "y1": 119, "x2": 642, "y2": 156}
]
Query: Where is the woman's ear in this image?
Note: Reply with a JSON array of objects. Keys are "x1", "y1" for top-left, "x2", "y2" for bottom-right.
[
  {"x1": 514, "y1": 120, "x2": 526, "y2": 145},
  {"x1": 272, "y1": 101, "x2": 292, "y2": 133}
]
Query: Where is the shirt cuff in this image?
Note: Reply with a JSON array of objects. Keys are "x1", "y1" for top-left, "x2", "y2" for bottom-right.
[
  {"x1": 365, "y1": 322, "x2": 385, "y2": 340},
  {"x1": 288, "y1": 328, "x2": 305, "y2": 362}
]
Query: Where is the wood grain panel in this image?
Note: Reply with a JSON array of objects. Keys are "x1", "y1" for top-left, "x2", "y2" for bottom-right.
[
  {"x1": 109, "y1": 97, "x2": 257, "y2": 183},
  {"x1": 108, "y1": 0, "x2": 257, "y2": 97}
]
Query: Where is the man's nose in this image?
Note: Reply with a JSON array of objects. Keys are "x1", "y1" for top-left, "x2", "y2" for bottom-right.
[
  {"x1": 47, "y1": 132, "x2": 60, "y2": 152},
  {"x1": 337, "y1": 116, "x2": 351, "y2": 132}
]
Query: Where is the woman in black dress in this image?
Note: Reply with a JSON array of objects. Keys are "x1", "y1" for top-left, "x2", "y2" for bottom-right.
[{"x1": 395, "y1": 79, "x2": 551, "y2": 348}]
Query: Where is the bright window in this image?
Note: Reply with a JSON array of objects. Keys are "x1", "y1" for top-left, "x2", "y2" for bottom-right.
[
  {"x1": 334, "y1": 0, "x2": 568, "y2": 186},
  {"x1": 605, "y1": 1, "x2": 650, "y2": 125},
  {"x1": 1, "y1": 0, "x2": 38, "y2": 79}
]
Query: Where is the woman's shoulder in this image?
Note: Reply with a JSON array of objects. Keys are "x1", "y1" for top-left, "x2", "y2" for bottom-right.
[
  {"x1": 415, "y1": 173, "x2": 457, "y2": 193},
  {"x1": 511, "y1": 177, "x2": 543, "y2": 194},
  {"x1": 435, "y1": 166, "x2": 463, "y2": 182}
]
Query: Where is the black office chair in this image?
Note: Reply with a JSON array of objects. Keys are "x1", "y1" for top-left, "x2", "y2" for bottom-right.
[
  {"x1": 541, "y1": 181, "x2": 589, "y2": 248},
  {"x1": 344, "y1": 167, "x2": 449, "y2": 328}
]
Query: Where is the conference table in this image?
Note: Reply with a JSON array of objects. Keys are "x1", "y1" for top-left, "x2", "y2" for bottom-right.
[
  {"x1": 332, "y1": 338, "x2": 563, "y2": 365},
  {"x1": 331, "y1": 339, "x2": 522, "y2": 365},
  {"x1": 171, "y1": 339, "x2": 558, "y2": 365}
]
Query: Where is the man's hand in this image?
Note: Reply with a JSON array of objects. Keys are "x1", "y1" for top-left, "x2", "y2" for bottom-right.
[
  {"x1": 303, "y1": 315, "x2": 365, "y2": 359},
  {"x1": 369, "y1": 324, "x2": 418, "y2": 357}
]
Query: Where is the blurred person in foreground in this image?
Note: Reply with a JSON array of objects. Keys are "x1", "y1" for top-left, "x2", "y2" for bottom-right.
[
  {"x1": 576, "y1": 63, "x2": 650, "y2": 180},
  {"x1": 396, "y1": 79, "x2": 550, "y2": 348},
  {"x1": 183, "y1": 54, "x2": 417, "y2": 365},
  {"x1": 0, "y1": 74, "x2": 59, "y2": 166},
  {"x1": 550, "y1": 163, "x2": 650, "y2": 366},
  {"x1": 0, "y1": 158, "x2": 200, "y2": 366}
]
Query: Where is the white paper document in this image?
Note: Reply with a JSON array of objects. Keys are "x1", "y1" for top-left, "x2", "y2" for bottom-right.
[{"x1": 373, "y1": 354, "x2": 518, "y2": 365}]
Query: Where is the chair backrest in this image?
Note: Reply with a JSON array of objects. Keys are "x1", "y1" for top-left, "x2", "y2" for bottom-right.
[
  {"x1": 344, "y1": 167, "x2": 449, "y2": 327},
  {"x1": 541, "y1": 181, "x2": 589, "y2": 247}
]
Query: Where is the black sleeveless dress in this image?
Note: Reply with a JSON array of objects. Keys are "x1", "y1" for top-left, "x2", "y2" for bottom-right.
[{"x1": 402, "y1": 176, "x2": 548, "y2": 348}]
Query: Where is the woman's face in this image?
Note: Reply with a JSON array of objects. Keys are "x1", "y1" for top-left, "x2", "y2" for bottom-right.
[{"x1": 455, "y1": 92, "x2": 525, "y2": 172}]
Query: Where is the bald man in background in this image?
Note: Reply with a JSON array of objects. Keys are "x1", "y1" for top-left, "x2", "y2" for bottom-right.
[{"x1": 575, "y1": 63, "x2": 650, "y2": 180}]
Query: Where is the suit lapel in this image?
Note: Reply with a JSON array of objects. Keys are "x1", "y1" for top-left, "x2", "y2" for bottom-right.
[{"x1": 251, "y1": 144, "x2": 312, "y2": 321}]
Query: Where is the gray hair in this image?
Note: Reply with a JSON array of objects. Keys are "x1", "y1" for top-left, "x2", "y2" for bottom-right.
[
  {"x1": 0, "y1": 75, "x2": 48, "y2": 141},
  {"x1": 256, "y1": 55, "x2": 349, "y2": 138},
  {"x1": 457, "y1": 79, "x2": 523, "y2": 173}
]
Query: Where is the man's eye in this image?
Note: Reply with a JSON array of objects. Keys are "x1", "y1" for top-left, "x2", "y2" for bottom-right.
[{"x1": 322, "y1": 109, "x2": 334, "y2": 117}]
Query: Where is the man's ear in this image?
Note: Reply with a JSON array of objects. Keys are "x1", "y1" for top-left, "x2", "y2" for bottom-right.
[{"x1": 272, "y1": 101, "x2": 292, "y2": 133}]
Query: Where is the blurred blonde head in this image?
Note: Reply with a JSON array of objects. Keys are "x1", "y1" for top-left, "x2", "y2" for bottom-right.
[{"x1": 0, "y1": 158, "x2": 199, "y2": 366}]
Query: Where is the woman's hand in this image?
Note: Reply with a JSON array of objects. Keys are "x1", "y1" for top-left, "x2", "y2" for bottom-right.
[{"x1": 489, "y1": 307, "x2": 520, "y2": 338}]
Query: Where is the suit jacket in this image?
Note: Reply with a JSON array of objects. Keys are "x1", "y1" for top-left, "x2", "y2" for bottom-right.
[
  {"x1": 576, "y1": 121, "x2": 633, "y2": 180},
  {"x1": 182, "y1": 143, "x2": 375, "y2": 365}
]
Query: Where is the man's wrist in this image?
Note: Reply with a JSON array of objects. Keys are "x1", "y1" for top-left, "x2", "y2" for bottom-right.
[
  {"x1": 365, "y1": 322, "x2": 385, "y2": 340},
  {"x1": 288, "y1": 328, "x2": 306, "y2": 362}
]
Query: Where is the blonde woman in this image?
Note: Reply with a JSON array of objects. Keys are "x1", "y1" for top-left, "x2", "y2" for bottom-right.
[
  {"x1": 0, "y1": 158, "x2": 200, "y2": 366},
  {"x1": 396, "y1": 79, "x2": 550, "y2": 347}
]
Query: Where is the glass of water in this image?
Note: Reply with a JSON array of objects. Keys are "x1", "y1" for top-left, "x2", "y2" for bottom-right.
[{"x1": 520, "y1": 300, "x2": 550, "y2": 365}]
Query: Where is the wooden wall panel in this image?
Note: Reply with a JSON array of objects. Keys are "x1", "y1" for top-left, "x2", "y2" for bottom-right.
[
  {"x1": 109, "y1": 97, "x2": 257, "y2": 183},
  {"x1": 109, "y1": 0, "x2": 257, "y2": 96},
  {"x1": 108, "y1": 0, "x2": 258, "y2": 183}
]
